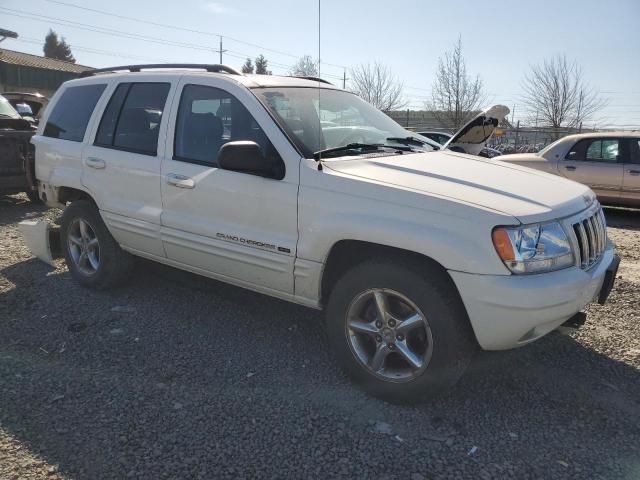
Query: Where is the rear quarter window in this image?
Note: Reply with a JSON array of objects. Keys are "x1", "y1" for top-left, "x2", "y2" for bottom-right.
[{"x1": 43, "y1": 84, "x2": 106, "y2": 142}]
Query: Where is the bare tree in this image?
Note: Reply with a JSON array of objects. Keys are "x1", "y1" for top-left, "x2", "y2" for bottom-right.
[
  {"x1": 349, "y1": 62, "x2": 405, "y2": 112},
  {"x1": 428, "y1": 37, "x2": 485, "y2": 130},
  {"x1": 290, "y1": 55, "x2": 318, "y2": 77},
  {"x1": 522, "y1": 54, "x2": 605, "y2": 132}
]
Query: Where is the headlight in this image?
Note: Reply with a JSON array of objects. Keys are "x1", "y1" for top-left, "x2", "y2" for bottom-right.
[{"x1": 492, "y1": 222, "x2": 574, "y2": 274}]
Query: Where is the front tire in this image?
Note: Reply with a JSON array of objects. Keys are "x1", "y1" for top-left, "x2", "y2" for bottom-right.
[
  {"x1": 60, "y1": 200, "x2": 133, "y2": 290},
  {"x1": 326, "y1": 259, "x2": 476, "y2": 403}
]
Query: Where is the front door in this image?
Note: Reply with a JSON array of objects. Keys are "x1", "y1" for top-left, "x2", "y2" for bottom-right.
[
  {"x1": 159, "y1": 77, "x2": 299, "y2": 294},
  {"x1": 561, "y1": 137, "x2": 623, "y2": 202},
  {"x1": 82, "y1": 79, "x2": 176, "y2": 257},
  {"x1": 622, "y1": 138, "x2": 640, "y2": 204}
]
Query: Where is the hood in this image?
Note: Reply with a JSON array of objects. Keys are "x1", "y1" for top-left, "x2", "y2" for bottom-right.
[
  {"x1": 323, "y1": 150, "x2": 593, "y2": 224},
  {"x1": 442, "y1": 105, "x2": 510, "y2": 156},
  {"x1": 494, "y1": 153, "x2": 558, "y2": 174},
  {"x1": 2, "y1": 92, "x2": 49, "y2": 118},
  {"x1": 494, "y1": 153, "x2": 541, "y2": 162}
]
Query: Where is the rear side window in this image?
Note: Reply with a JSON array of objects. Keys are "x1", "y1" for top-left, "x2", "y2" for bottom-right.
[
  {"x1": 95, "y1": 82, "x2": 170, "y2": 155},
  {"x1": 95, "y1": 83, "x2": 129, "y2": 147},
  {"x1": 566, "y1": 138, "x2": 620, "y2": 163},
  {"x1": 43, "y1": 84, "x2": 106, "y2": 142}
]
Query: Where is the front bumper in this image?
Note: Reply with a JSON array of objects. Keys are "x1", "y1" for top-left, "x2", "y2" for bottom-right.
[{"x1": 449, "y1": 246, "x2": 617, "y2": 350}]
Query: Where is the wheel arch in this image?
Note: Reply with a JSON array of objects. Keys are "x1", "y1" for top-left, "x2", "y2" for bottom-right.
[
  {"x1": 57, "y1": 186, "x2": 94, "y2": 205},
  {"x1": 320, "y1": 239, "x2": 457, "y2": 308}
]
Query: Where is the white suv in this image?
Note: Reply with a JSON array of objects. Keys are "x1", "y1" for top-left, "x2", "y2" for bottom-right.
[{"x1": 31, "y1": 64, "x2": 619, "y2": 402}]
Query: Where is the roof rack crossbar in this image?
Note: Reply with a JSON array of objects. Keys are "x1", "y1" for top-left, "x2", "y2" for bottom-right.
[
  {"x1": 80, "y1": 64, "x2": 242, "y2": 78},
  {"x1": 290, "y1": 76, "x2": 333, "y2": 85}
]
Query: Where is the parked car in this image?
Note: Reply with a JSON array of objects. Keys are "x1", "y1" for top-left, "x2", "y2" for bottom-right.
[
  {"x1": 418, "y1": 130, "x2": 502, "y2": 157},
  {"x1": 30, "y1": 65, "x2": 618, "y2": 402},
  {"x1": 2, "y1": 92, "x2": 49, "y2": 126},
  {"x1": 0, "y1": 94, "x2": 39, "y2": 202},
  {"x1": 494, "y1": 132, "x2": 640, "y2": 208}
]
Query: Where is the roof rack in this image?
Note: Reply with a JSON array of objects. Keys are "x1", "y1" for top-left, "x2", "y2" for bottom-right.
[
  {"x1": 290, "y1": 76, "x2": 333, "y2": 85},
  {"x1": 80, "y1": 64, "x2": 242, "y2": 78}
]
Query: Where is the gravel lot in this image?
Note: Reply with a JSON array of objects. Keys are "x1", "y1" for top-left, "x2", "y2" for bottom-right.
[{"x1": 0, "y1": 194, "x2": 639, "y2": 480}]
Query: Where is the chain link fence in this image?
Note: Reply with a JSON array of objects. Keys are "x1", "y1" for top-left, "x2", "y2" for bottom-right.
[{"x1": 387, "y1": 110, "x2": 638, "y2": 154}]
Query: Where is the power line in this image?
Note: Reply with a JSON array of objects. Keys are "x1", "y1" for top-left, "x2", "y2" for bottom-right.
[
  {"x1": 15, "y1": 37, "x2": 170, "y2": 63},
  {"x1": 39, "y1": 0, "x2": 347, "y2": 70},
  {"x1": 2, "y1": 7, "x2": 346, "y2": 80}
]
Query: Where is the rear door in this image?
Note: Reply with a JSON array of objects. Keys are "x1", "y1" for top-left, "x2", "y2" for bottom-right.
[
  {"x1": 561, "y1": 137, "x2": 623, "y2": 202},
  {"x1": 622, "y1": 138, "x2": 640, "y2": 204},
  {"x1": 82, "y1": 78, "x2": 177, "y2": 257}
]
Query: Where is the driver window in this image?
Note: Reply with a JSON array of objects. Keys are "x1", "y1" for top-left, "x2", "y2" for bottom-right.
[{"x1": 174, "y1": 84, "x2": 278, "y2": 166}]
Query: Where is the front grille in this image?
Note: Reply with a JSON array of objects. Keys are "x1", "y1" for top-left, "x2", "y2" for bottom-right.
[{"x1": 572, "y1": 208, "x2": 607, "y2": 269}]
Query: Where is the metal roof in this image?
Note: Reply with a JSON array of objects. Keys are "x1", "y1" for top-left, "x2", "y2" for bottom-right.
[{"x1": 0, "y1": 48, "x2": 92, "y2": 74}]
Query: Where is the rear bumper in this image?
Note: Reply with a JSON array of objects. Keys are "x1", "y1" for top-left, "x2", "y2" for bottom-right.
[{"x1": 449, "y1": 246, "x2": 615, "y2": 350}]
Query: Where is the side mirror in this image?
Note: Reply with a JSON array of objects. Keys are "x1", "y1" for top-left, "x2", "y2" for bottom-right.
[{"x1": 218, "y1": 141, "x2": 273, "y2": 177}]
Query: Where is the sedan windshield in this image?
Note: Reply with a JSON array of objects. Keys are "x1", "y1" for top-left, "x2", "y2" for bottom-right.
[{"x1": 252, "y1": 87, "x2": 435, "y2": 158}]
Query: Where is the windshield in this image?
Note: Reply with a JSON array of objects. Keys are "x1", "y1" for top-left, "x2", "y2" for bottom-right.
[
  {"x1": 537, "y1": 137, "x2": 565, "y2": 156},
  {"x1": 0, "y1": 96, "x2": 21, "y2": 119},
  {"x1": 252, "y1": 87, "x2": 435, "y2": 158}
]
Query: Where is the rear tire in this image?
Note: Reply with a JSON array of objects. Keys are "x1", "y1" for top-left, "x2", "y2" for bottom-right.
[
  {"x1": 60, "y1": 200, "x2": 133, "y2": 290},
  {"x1": 26, "y1": 189, "x2": 42, "y2": 204},
  {"x1": 326, "y1": 259, "x2": 476, "y2": 403}
]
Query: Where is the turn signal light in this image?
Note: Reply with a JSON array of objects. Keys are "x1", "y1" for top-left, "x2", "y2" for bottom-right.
[{"x1": 492, "y1": 227, "x2": 515, "y2": 261}]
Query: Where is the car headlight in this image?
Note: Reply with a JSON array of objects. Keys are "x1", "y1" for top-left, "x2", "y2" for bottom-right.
[{"x1": 492, "y1": 222, "x2": 574, "y2": 274}]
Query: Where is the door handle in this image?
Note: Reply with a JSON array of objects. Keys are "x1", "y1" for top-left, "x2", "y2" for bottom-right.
[
  {"x1": 85, "y1": 157, "x2": 106, "y2": 169},
  {"x1": 166, "y1": 173, "x2": 195, "y2": 189},
  {"x1": 628, "y1": 169, "x2": 640, "y2": 176},
  {"x1": 565, "y1": 166, "x2": 576, "y2": 171}
]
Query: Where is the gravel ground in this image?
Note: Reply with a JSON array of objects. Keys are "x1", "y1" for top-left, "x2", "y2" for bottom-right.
[{"x1": 0, "y1": 194, "x2": 639, "y2": 480}]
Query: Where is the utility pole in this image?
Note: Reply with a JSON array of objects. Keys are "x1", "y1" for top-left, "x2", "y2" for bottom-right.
[
  {"x1": 342, "y1": 68, "x2": 348, "y2": 89},
  {"x1": 215, "y1": 36, "x2": 227, "y2": 64}
]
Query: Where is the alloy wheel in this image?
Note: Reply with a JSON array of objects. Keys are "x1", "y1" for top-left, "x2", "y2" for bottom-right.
[{"x1": 345, "y1": 288, "x2": 433, "y2": 382}]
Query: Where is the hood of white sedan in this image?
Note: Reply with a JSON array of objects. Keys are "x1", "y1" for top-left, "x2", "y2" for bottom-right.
[{"x1": 323, "y1": 151, "x2": 594, "y2": 224}]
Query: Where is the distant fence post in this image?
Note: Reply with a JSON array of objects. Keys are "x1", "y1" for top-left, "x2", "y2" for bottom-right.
[{"x1": 514, "y1": 121, "x2": 520, "y2": 150}]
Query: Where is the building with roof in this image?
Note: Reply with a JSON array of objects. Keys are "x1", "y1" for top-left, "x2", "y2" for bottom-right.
[{"x1": 0, "y1": 48, "x2": 93, "y2": 96}]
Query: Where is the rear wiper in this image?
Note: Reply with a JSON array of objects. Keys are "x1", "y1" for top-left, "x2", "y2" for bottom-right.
[{"x1": 313, "y1": 143, "x2": 409, "y2": 160}]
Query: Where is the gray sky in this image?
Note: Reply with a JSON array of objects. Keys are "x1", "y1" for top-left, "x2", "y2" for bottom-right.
[{"x1": 3, "y1": 0, "x2": 639, "y2": 128}]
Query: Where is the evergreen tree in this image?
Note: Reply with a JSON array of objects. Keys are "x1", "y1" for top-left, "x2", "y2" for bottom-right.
[
  {"x1": 255, "y1": 54, "x2": 271, "y2": 75},
  {"x1": 43, "y1": 29, "x2": 76, "y2": 63},
  {"x1": 241, "y1": 58, "x2": 254, "y2": 74}
]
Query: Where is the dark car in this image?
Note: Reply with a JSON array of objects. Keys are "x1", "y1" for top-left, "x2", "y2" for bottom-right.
[{"x1": 0, "y1": 94, "x2": 38, "y2": 202}]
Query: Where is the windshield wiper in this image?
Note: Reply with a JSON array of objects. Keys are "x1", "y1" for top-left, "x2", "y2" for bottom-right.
[
  {"x1": 313, "y1": 143, "x2": 409, "y2": 160},
  {"x1": 386, "y1": 136, "x2": 430, "y2": 146}
]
